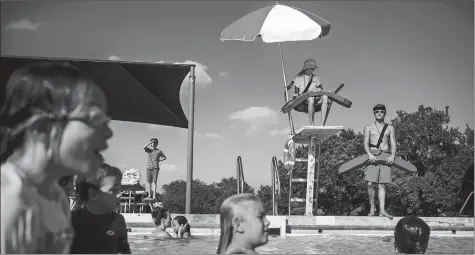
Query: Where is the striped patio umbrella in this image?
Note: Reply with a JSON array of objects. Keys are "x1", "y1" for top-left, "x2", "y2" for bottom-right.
[{"x1": 220, "y1": 2, "x2": 331, "y2": 134}]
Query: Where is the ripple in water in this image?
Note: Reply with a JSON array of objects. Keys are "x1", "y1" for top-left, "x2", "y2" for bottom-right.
[{"x1": 128, "y1": 235, "x2": 474, "y2": 254}]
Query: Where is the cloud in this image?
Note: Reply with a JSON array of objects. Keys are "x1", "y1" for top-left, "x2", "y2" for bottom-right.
[
  {"x1": 160, "y1": 164, "x2": 179, "y2": 171},
  {"x1": 196, "y1": 132, "x2": 222, "y2": 139},
  {"x1": 219, "y1": 71, "x2": 227, "y2": 77},
  {"x1": 108, "y1": 55, "x2": 121, "y2": 61},
  {"x1": 5, "y1": 19, "x2": 41, "y2": 31},
  {"x1": 228, "y1": 106, "x2": 279, "y2": 134},
  {"x1": 269, "y1": 127, "x2": 291, "y2": 136},
  {"x1": 229, "y1": 125, "x2": 237, "y2": 129},
  {"x1": 147, "y1": 124, "x2": 172, "y2": 131},
  {"x1": 174, "y1": 60, "x2": 212, "y2": 89}
]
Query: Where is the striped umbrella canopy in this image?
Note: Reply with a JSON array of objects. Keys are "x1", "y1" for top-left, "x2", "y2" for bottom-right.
[
  {"x1": 220, "y1": 3, "x2": 330, "y2": 43},
  {"x1": 220, "y1": 2, "x2": 331, "y2": 135}
]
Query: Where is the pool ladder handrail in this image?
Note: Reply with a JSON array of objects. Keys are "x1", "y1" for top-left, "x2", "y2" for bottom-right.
[
  {"x1": 459, "y1": 191, "x2": 474, "y2": 216},
  {"x1": 271, "y1": 156, "x2": 281, "y2": 215},
  {"x1": 236, "y1": 156, "x2": 245, "y2": 194}
]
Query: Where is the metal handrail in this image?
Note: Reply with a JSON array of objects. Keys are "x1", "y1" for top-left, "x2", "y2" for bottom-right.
[
  {"x1": 236, "y1": 156, "x2": 244, "y2": 194},
  {"x1": 459, "y1": 191, "x2": 474, "y2": 216},
  {"x1": 271, "y1": 156, "x2": 281, "y2": 215}
]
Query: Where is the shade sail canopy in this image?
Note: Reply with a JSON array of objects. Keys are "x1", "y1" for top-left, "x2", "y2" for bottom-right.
[{"x1": 0, "y1": 55, "x2": 192, "y2": 128}]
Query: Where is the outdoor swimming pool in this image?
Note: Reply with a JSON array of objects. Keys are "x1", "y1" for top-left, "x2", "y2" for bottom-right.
[{"x1": 129, "y1": 233, "x2": 474, "y2": 254}]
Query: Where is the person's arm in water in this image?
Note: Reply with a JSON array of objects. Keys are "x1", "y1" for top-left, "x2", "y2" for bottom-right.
[
  {"x1": 116, "y1": 214, "x2": 132, "y2": 254},
  {"x1": 386, "y1": 125, "x2": 397, "y2": 164},
  {"x1": 363, "y1": 125, "x2": 377, "y2": 162}
]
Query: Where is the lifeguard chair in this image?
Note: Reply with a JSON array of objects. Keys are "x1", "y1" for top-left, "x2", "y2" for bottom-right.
[{"x1": 280, "y1": 84, "x2": 352, "y2": 216}]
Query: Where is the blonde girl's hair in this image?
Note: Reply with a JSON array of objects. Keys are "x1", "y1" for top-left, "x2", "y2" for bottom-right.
[{"x1": 216, "y1": 193, "x2": 262, "y2": 254}]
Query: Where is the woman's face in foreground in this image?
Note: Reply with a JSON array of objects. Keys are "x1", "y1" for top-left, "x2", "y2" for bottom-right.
[{"x1": 57, "y1": 85, "x2": 113, "y2": 177}]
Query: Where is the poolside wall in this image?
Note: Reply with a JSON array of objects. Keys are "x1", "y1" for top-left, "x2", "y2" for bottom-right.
[{"x1": 123, "y1": 214, "x2": 474, "y2": 236}]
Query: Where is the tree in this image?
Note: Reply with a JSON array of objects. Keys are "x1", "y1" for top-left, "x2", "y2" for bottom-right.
[
  {"x1": 258, "y1": 105, "x2": 473, "y2": 217},
  {"x1": 161, "y1": 177, "x2": 254, "y2": 214}
]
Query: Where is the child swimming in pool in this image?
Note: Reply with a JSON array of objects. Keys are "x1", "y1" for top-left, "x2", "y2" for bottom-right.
[
  {"x1": 151, "y1": 208, "x2": 173, "y2": 239},
  {"x1": 394, "y1": 216, "x2": 430, "y2": 254},
  {"x1": 217, "y1": 193, "x2": 270, "y2": 254},
  {"x1": 70, "y1": 163, "x2": 131, "y2": 254},
  {"x1": 172, "y1": 216, "x2": 191, "y2": 238}
]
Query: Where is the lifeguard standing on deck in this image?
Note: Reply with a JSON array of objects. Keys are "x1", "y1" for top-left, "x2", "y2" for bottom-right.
[
  {"x1": 363, "y1": 104, "x2": 396, "y2": 219},
  {"x1": 286, "y1": 59, "x2": 329, "y2": 126}
]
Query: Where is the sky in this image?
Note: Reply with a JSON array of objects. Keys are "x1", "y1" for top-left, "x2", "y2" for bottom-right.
[{"x1": 1, "y1": 0, "x2": 473, "y2": 192}]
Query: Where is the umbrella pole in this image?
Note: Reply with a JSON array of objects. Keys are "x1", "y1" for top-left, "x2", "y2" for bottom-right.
[{"x1": 279, "y1": 42, "x2": 295, "y2": 135}]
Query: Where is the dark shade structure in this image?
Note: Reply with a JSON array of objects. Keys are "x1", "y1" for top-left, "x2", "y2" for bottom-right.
[{"x1": 0, "y1": 55, "x2": 190, "y2": 128}]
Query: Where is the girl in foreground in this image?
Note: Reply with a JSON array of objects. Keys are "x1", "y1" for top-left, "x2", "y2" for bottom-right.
[
  {"x1": 0, "y1": 62, "x2": 112, "y2": 253},
  {"x1": 70, "y1": 163, "x2": 131, "y2": 254},
  {"x1": 394, "y1": 216, "x2": 430, "y2": 254},
  {"x1": 217, "y1": 193, "x2": 270, "y2": 254}
]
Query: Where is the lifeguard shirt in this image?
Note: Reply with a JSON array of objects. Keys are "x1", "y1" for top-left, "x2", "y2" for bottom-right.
[
  {"x1": 293, "y1": 74, "x2": 322, "y2": 94},
  {"x1": 1, "y1": 164, "x2": 74, "y2": 254},
  {"x1": 146, "y1": 149, "x2": 165, "y2": 170},
  {"x1": 70, "y1": 207, "x2": 131, "y2": 254}
]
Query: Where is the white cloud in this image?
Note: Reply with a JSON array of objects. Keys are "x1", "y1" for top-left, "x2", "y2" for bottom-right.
[
  {"x1": 269, "y1": 127, "x2": 291, "y2": 136},
  {"x1": 160, "y1": 164, "x2": 178, "y2": 171},
  {"x1": 196, "y1": 132, "x2": 222, "y2": 139},
  {"x1": 229, "y1": 125, "x2": 237, "y2": 129},
  {"x1": 5, "y1": 19, "x2": 41, "y2": 30},
  {"x1": 228, "y1": 106, "x2": 279, "y2": 134},
  {"x1": 174, "y1": 60, "x2": 212, "y2": 89},
  {"x1": 108, "y1": 55, "x2": 121, "y2": 61},
  {"x1": 219, "y1": 71, "x2": 227, "y2": 77},
  {"x1": 147, "y1": 124, "x2": 172, "y2": 131}
]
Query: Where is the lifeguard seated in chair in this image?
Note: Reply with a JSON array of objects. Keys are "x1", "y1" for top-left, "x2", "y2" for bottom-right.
[{"x1": 286, "y1": 59, "x2": 328, "y2": 126}]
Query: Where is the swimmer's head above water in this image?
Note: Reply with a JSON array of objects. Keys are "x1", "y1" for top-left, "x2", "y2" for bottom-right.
[
  {"x1": 394, "y1": 216, "x2": 430, "y2": 254},
  {"x1": 216, "y1": 193, "x2": 270, "y2": 254},
  {"x1": 151, "y1": 208, "x2": 172, "y2": 228}
]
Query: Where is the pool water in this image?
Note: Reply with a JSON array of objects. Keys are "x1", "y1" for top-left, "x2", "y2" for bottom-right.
[{"x1": 129, "y1": 234, "x2": 474, "y2": 254}]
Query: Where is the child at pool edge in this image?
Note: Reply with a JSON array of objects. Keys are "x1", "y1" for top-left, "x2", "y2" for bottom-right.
[
  {"x1": 394, "y1": 216, "x2": 430, "y2": 254},
  {"x1": 172, "y1": 216, "x2": 191, "y2": 238},
  {"x1": 70, "y1": 163, "x2": 131, "y2": 254},
  {"x1": 217, "y1": 193, "x2": 270, "y2": 254}
]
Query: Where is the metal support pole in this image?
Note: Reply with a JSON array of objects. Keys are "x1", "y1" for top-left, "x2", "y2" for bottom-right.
[
  {"x1": 278, "y1": 43, "x2": 295, "y2": 135},
  {"x1": 305, "y1": 136, "x2": 317, "y2": 216},
  {"x1": 314, "y1": 140, "x2": 322, "y2": 215},
  {"x1": 186, "y1": 65, "x2": 196, "y2": 214},
  {"x1": 288, "y1": 168, "x2": 292, "y2": 216},
  {"x1": 236, "y1": 156, "x2": 241, "y2": 194},
  {"x1": 271, "y1": 158, "x2": 275, "y2": 216}
]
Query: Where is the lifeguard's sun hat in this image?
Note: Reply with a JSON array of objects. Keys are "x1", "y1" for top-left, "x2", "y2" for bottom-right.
[{"x1": 302, "y1": 59, "x2": 318, "y2": 71}]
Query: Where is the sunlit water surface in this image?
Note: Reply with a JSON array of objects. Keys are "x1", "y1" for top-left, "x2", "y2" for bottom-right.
[{"x1": 129, "y1": 234, "x2": 474, "y2": 254}]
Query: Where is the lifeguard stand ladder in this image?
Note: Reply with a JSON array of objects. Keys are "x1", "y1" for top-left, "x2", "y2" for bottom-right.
[{"x1": 288, "y1": 126, "x2": 343, "y2": 216}]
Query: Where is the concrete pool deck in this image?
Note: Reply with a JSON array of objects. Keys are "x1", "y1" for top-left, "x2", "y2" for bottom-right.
[{"x1": 123, "y1": 214, "x2": 474, "y2": 237}]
